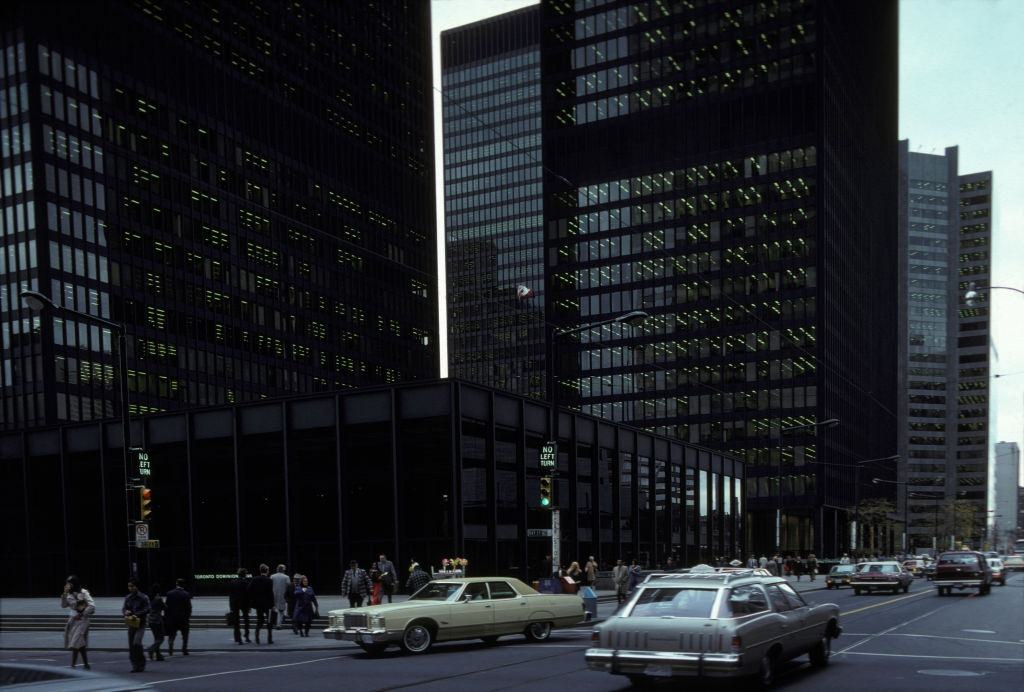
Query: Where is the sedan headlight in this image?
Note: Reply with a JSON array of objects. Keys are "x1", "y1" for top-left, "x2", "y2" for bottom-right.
[
  {"x1": 329, "y1": 614, "x2": 342, "y2": 629},
  {"x1": 369, "y1": 615, "x2": 386, "y2": 629}
]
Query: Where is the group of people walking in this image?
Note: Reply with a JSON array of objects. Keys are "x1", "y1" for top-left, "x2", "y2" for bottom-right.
[{"x1": 230, "y1": 564, "x2": 319, "y2": 641}]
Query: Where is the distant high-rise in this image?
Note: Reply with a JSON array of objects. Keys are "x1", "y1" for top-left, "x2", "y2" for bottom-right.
[
  {"x1": 897, "y1": 142, "x2": 992, "y2": 550},
  {"x1": 1, "y1": 1, "x2": 437, "y2": 429},
  {"x1": 540, "y1": 0, "x2": 899, "y2": 557},
  {"x1": 991, "y1": 441, "x2": 1019, "y2": 552},
  {"x1": 442, "y1": 7, "x2": 546, "y2": 398}
]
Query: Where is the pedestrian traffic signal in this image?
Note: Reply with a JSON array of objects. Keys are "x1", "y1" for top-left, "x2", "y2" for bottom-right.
[
  {"x1": 539, "y1": 476, "x2": 553, "y2": 508},
  {"x1": 139, "y1": 487, "x2": 153, "y2": 521}
]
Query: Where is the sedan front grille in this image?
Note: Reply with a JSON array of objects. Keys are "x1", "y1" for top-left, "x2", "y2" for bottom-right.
[{"x1": 344, "y1": 613, "x2": 368, "y2": 629}]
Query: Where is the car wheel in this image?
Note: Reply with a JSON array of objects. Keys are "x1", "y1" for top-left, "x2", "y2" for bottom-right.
[
  {"x1": 757, "y1": 651, "x2": 778, "y2": 687},
  {"x1": 937, "y1": 587, "x2": 946, "y2": 596},
  {"x1": 980, "y1": 584, "x2": 990, "y2": 596},
  {"x1": 809, "y1": 634, "x2": 831, "y2": 668},
  {"x1": 524, "y1": 621, "x2": 552, "y2": 642},
  {"x1": 853, "y1": 588, "x2": 861, "y2": 596},
  {"x1": 481, "y1": 636, "x2": 500, "y2": 646},
  {"x1": 357, "y1": 642, "x2": 387, "y2": 656},
  {"x1": 902, "y1": 583, "x2": 910, "y2": 593},
  {"x1": 401, "y1": 623, "x2": 434, "y2": 654}
]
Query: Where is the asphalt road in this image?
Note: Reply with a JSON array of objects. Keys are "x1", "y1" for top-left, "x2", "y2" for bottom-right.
[{"x1": 3, "y1": 574, "x2": 1022, "y2": 691}]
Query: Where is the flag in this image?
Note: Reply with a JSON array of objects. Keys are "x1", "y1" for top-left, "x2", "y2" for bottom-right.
[{"x1": 516, "y1": 284, "x2": 535, "y2": 300}]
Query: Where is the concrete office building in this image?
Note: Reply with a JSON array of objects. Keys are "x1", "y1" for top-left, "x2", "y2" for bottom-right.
[
  {"x1": 442, "y1": 7, "x2": 547, "y2": 398},
  {"x1": 539, "y1": 0, "x2": 899, "y2": 556},
  {"x1": 991, "y1": 441, "x2": 1019, "y2": 552},
  {"x1": 1, "y1": 1, "x2": 438, "y2": 430},
  {"x1": 897, "y1": 142, "x2": 992, "y2": 550}
]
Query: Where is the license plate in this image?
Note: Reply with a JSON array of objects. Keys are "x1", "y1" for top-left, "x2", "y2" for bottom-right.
[
  {"x1": 645, "y1": 664, "x2": 673, "y2": 677},
  {"x1": 360, "y1": 634, "x2": 374, "y2": 644}
]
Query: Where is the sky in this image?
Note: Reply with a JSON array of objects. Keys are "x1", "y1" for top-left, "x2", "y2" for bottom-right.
[{"x1": 429, "y1": 0, "x2": 1023, "y2": 462}]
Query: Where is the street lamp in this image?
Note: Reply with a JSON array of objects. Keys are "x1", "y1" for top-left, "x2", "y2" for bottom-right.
[
  {"x1": 20, "y1": 289, "x2": 137, "y2": 579},
  {"x1": 964, "y1": 282, "x2": 1024, "y2": 307},
  {"x1": 776, "y1": 418, "x2": 839, "y2": 554}
]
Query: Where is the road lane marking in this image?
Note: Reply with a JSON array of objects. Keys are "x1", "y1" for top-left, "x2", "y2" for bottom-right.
[
  {"x1": 841, "y1": 651, "x2": 1024, "y2": 662},
  {"x1": 836, "y1": 594, "x2": 968, "y2": 656},
  {"x1": 840, "y1": 590, "x2": 929, "y2": 616},
  {"x1": 837, "y1": 633, "x2": 1024, "y2": 646},
  {"x1": 139, "y1": 654, "x2": 347, "y2": 686},
  {"x1": 963, "y1": 629, "x2": 995, "y2": 634}
]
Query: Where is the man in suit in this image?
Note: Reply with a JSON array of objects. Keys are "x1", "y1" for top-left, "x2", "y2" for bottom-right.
[
  {"x1": 377, "y1": 554, "x2": 396, "y2": 603},
  {"x1": 248, "y1": 564, "x2": 275, "y2": 644},
  {"x1": 164, "y1": 578, "x2": 193, "y2": 656},
  {"x1": 228, "y1": 568, "x2": 251, "y2": 644}
]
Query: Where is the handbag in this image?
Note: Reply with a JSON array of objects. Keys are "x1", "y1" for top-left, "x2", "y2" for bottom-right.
[{"x1": 124, "y1": 614, "x2": 141, "y2": 628}]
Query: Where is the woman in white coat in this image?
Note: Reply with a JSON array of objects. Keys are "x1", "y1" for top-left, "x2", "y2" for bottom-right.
[{"x1": 61, "y1": 575, "x2": 95, "y2": 669}]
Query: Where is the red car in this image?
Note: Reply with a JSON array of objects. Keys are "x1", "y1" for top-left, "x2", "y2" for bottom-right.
[
  {"x1": 933, "y1": 551, "x2": 992, "y2": 596},
  {"x1": 851, "y1": 561, "x2": 913, "y2": 595}
]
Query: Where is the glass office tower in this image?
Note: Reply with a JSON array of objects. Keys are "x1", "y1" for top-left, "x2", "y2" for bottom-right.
[
  {"x1": 0, "y1": 1, "x2": 437, "y2": 430},
  {"x1": 897, "y1": 142, "x2": 992, "y2": 551},
  {"x1": 442, "y1": 7, "x2": 546, "y2": 398},
  {"x1": 540, "y1": 0, "x2": 899, "y2": 556}
]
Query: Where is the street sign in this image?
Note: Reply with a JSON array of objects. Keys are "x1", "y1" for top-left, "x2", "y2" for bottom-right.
[
  {"x1": 540, "y1": 442, "x2": 557, "y2": 468},
  {"x1": 135, "y1": 522, "x2": 149, "y2": 545},
  {"x1": 527, "y1": 528, "x2": 553, "y2": 538},
  {"x1": 136, "y1": 450, "x2": 151, "y2": 477},
  {"x1": 138, "y1": 539, "x2": 160, "y2": 549}
]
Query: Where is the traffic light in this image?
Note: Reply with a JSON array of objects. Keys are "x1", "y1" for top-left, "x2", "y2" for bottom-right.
[
  {"x1": 539, "y1": 476, "x2": 553, "y2": 508},
  {"x1": 139, "y1": 487, "x2": 153, "y2": 521}
]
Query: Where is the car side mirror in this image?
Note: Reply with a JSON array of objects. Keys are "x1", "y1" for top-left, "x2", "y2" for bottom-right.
[{"x1": 461, "y1": 594, "x2": 473, "y2": 603}]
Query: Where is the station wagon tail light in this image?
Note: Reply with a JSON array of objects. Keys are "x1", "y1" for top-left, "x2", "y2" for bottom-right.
[
  {"x1": 591, "y1": 630, "x2": 600, "y2": 644},
  {"x1": 730, "y1": 635, "x2": 742, "y2": 653}
]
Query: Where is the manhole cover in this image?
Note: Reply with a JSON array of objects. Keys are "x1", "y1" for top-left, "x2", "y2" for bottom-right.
[{"x1": 918, "y1": 670, "x2": 987, "y2": 677}]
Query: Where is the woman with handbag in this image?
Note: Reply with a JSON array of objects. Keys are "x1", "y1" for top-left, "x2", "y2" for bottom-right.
[
  {"x1": 61, "y1": 575, "x2": 94, "y2": 670},
  {"x1": 122, "y1": 579, "x2": 150, "y2": 673},
  {"x1": 292, "y1": 576, "x2": 318, "y2": 637}
]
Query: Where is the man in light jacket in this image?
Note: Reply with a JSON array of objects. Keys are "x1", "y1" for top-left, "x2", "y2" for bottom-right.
[
  {"x1": 270, "y1": 564, "x2": 290, "y2": 629},
  {"x1": 584, "y1": 556, "x2": 598, "y2": 587},
  {"x1": 613, "y1": 559, "x2": 629, "y2": 604}
]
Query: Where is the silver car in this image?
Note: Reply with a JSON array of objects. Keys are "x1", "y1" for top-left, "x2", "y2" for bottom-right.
[{"x1": 586, "y1": 571, "x2": 841, "y2": 687}]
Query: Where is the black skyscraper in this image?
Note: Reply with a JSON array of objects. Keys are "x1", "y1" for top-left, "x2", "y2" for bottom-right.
[
  {"x1": 540, "y1": 0, "x2": 899, "y2": 556},
  {"x1": 0, "y1": 1, "x2": 437, "y2": 429}
]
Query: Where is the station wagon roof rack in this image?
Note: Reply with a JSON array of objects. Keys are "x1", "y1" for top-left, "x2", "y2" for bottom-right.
[{"x1": 642, "y1": 569, "x2": 766, "y2": 584}]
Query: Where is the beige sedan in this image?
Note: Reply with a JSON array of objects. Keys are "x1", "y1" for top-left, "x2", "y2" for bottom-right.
[{"x1": 323, "y1": 577, "x2": 585, "y2": 654}]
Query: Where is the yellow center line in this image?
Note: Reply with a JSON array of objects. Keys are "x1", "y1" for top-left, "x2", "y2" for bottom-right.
[{"x1": 840, "y1": 589, "x2": 930, "y2": 616}]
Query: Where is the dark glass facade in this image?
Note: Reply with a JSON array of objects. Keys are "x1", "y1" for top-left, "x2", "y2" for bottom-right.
[
  {"x1": 897, "y1": 142, "x2": 991, "y2": 550},
  {"x1": 442, "y1": 8, "x2": 546, "y2": 398},
  {"x1": 540, "y1": 0, "x2": 898, "y2": 556},
  {"x1": 0, "y1": 378, "x2": 743, "y2": 596},
  {"x1": 0, "y1": 2, "x2": 437, "y2": 430}
]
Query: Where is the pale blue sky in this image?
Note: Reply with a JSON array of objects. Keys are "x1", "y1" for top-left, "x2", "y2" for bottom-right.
[{"x1": 430, "y1": 0, "x2": 1023, "y2": 458}]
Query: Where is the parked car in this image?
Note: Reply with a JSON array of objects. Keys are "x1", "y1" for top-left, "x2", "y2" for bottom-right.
[
  {"x1": 986, "y1": 558, "x2": 1006, "y2": 586},
  {"x1": 851, "y1": 561, "x2": 913, "y2": 595},
  {"x1": 1002, "y1": 555, "x2": 1024, "y2": 571},
  {"x1": 586, "y1": 571, "x2": 841, "y2": 687},
  {"x1": 933, "y1": 551, "x2": 992, "y2": 596},
  {"x1": 825, "y1": 564, "x2": 856, "y2": 589},
  {"x1": 323, "y1": 577, "x2": 584, "y2": 654}
]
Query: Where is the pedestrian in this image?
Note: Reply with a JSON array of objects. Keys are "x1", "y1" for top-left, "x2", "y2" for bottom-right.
[
  {"x1": 369, "y1": 562, "x2": 383, "y2": 605},
  {"x1": 840, "y1": 553, "x2": 851, "y2": 565},
  {"x1": 585, "y1": 556, "x2": 598, "y2": 586},
  {"x1": 747, "y1": 554, "x2": 757, "y2": 568},
  {"x1": 406, "y1": 562, "x2": 431, "y2": 593},
  {"x1": 286, "y1": 574, "x2": 301, "y2": 634},
  {"x1": 793, "y1": 556, "x2": 805, "y2": 581},
  {"x1": 341, "y1": 560, "x2": 372, "y2": 608},
  {"x1": 122, "y1": 578, "x2": 150, "y2": 673},
  {"x1": 808, "y1": 554, "x2": 819, "y2": 581},
  {"x1": 566, "y1": 561, "x2": 583, "y2": 583},
  {"x1": 759, "y1": 555, "x2": 769, "y2": 570},
  {"x1": 164, "y1": 578, "x2": 192, "y2": 656},
  {"x1": 292, "y1": 576, "x2": 318, "y2": 637},
  {"x1": 377, "y1": 553, "x2": 396, "y2": 603},
  {"x1": 784, "y1": 555, "x2": 795, "y2": 578},
  {"x1": 61, "y1": 575, "x2": 94, "y2": 670},
  {"x1": 229, "y1": 568, "x2": 251, "y2": 644},
  {"x1": 613, "y1": 559, "x2": 629, "y2": 604},
  {"x1": 270, "y1": 564, "x2": 290, "y2": 630},
  {"x1": 146, "y1": 584, "x2": 166, "y2": 661},
  {"x1": 627, "y1": 559, "x2": 642, "y2": 593},
  {"x1": 248, "y1": 564, "x2": 275, "y2": 644},
  {"x1": 774, "y1": 554, "x2": 783, "y2": 576}
]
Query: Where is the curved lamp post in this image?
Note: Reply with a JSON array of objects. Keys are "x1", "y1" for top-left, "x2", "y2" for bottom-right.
[
  {"x1": 20, "y1": 289, "x2": 136, "y2": 580},
  {"x1": 964, "y1": 282, "x2": 1024, "y2": 307}
]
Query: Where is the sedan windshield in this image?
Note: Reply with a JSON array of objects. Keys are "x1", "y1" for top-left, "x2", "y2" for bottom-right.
[
  {"x1": 938, "y1": 554, "x2": 978, "y2": 566},
  {"x1": 410, "y1": 582, "x2": 462, "y2": 601},
  {"x1": 857, "y1": 563, "x2": 898, "y2": 573},
  {"x1": 629, "y1": 588, "x2": 717, "y2": 618}
]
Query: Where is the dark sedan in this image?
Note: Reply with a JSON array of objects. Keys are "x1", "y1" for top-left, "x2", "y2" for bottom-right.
[{"x1": 825, "y1": 564, "x2": 856, "y2": 589}]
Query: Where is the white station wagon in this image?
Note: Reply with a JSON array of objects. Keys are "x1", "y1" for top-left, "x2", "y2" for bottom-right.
[
  {"x1": 587, "y1": 570, "x2": 841, "y2": 686},
  {"x1": 324, "y1": 577, "x2": 584, "y2": 655}
]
